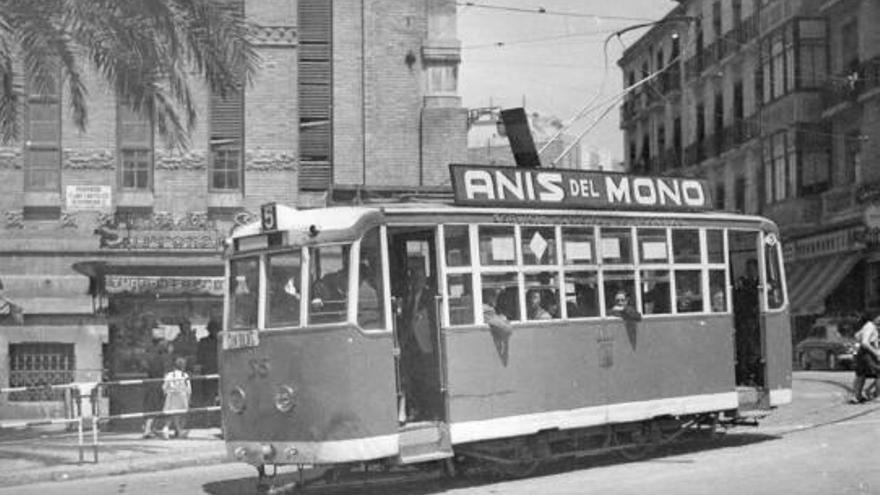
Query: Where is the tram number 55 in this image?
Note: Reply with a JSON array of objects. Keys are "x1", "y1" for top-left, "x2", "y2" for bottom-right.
[{"x1": 261, "y1": 203, "x2": 277, "y2": 232}]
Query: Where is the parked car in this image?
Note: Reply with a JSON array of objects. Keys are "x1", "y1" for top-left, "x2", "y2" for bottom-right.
[{"x1": 795, "y1": 317, "x2": 860, "y2": 371}]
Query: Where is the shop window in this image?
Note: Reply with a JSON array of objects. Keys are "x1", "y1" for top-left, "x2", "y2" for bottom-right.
[
  {"x1": 266, "y1": 251, "x2": 302, "y2": 328},
  {"x1": 8, "y1": 343, "x2": 75, "y2": 402},
  {"x1": 308, "y1": 244, "x2": 350, "y2": 325}
]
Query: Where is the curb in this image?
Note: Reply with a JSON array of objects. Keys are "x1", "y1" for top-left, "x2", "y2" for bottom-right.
[{"x1": 0, "y1": 451, "x2": 233, "y2": 488}]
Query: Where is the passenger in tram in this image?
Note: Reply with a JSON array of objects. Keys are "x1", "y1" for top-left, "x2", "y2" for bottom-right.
[
  {"x1": 482, "y1": 288, "x2": 513, "y2": 365},
  {"x1": 357, "y1": 262, "x2": 380, "y2": 329},
  {"x1": 610, "y1": 290, "x2": 642, "y2": 322},
  {"x1": 568, "y1": 283, "x2": 599, "y2": 317},
  {"x1": 526, "y1": 289, "x2": 553, "y2": 320},
  {"x1": 495, "y1": 286, "x2": 520, "y2": 321},
  {"x1": 734, "y1": 259, "x2": 761, "y2": 384}
]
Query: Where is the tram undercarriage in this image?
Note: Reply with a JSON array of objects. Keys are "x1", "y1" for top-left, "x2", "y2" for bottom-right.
[{"x1": 253, "y1": 411, "x2": 756, "y2": 493}]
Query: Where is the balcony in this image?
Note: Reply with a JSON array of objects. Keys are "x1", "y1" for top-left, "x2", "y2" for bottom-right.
[
  {"x1": 720, "y1": 115, "x2": 761, "y2": 152},
  {"x1": 821, "y1": 184, "x2": 859, "y2": 219},
  {"x1": 823, "y1": 56, "x2": 880, "y2": 110},
  {"x1": 683, "y1": 138, "x2": 719, "y2": 167},
  {"x1": 761, "y1": 195, "x2": 823, "y2": 231}
]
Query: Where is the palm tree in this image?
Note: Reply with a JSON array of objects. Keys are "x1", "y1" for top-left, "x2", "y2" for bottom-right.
[{"x1": 0, "y1": 0, "x2": 259, "y2": 148}]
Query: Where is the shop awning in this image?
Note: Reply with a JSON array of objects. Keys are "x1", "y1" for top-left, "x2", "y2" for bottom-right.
[{"x1": 786, "y1": 253, "x2": 861, "y2": 316}]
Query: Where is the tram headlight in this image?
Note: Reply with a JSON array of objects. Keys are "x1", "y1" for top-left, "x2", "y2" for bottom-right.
[
  {"x1": 228, "y1": 386, "x2": 247, "y2": 414},
  {"x1": 274, "y1": 385, "x2": 297, "y2": 413}
]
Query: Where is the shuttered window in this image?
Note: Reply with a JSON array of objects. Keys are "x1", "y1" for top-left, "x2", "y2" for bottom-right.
[
  {"x1": 24, "y1": 73, "x2": 61, "y2": 191},
  {"x1": 298, "y1": 0, "x2": 332, "y2": 191},
  {"x1": 118, "y1": 102, "x2": 153, "y2": 189},
  {"x1": 209, "y1": 0, "x2": 245, "y2": 191}
]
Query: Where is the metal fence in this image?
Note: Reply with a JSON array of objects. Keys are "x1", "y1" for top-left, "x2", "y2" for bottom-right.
[{"x1": 0, "y1": 374, "x2": 220, "y2": 463}]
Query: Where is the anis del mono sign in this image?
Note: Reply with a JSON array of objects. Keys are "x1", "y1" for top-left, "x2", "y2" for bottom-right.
[{"x1": 449, "y1": 164, "x2": 712, "y2": 211}]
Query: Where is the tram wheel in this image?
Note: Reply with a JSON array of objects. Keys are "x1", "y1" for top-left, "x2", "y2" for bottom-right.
[{"x1": 615, "y1": 423, "x2": 656, "y2": 461}]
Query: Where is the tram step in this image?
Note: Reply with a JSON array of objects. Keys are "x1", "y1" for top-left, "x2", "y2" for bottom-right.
[{"x1": 398, "y1": 422, "x2": 453, "y2": 465}]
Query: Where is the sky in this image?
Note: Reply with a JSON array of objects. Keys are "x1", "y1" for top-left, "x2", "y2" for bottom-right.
[{"x1": 458, "y1": 0, "x2": 679, "y2": 162}]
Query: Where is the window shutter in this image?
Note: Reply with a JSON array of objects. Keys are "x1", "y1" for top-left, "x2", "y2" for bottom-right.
[
  {"x1": 210, "y1": 90, "x2": 244, "y2": 140},
  {"x1": 298, "y1": 0, "x2": 332, "y2": 192}
]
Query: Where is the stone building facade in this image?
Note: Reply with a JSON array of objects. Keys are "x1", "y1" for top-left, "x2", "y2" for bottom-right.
[
  {"x1": 618, "y1": 0, "x2": 880, "y2": 334},
  {"x1": 0, "y1": 0, "x2": 466, "y2": 421}
]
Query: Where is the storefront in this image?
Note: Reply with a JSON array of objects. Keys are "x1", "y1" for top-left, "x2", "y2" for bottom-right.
[{"x1": 73, "y1": 223, "x2": 227, "y2": 429}]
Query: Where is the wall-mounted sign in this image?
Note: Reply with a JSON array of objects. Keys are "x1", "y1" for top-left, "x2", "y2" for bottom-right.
[
  {"x1": 449, "y1": 164, "x2": 712, "y2": 211},
  {"x1": 66, "y1": 185, "x2": 111, "y2": 211},
  {"x1": 106, "y1": 275, "x2": 224, "y2": 296}
]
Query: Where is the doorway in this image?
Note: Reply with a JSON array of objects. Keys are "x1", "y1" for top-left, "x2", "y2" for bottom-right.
[
  {"x1": 729, "y1": 231, "x2": 764, "y2": 388},
  {"x1": 388, "y1": 227, "x2": 445, "y2": 424}
]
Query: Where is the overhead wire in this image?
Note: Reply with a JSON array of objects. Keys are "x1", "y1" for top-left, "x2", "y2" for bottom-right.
[
  {"x1": 456, "y1": 2, "x2": 659, "y2": 23},
  {"x1": 551, "y1": 18, "x2": 701, "y2": 166}
]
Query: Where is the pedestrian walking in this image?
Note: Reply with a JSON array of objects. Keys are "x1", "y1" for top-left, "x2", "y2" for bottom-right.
[
  {"x1": 195, "y1": 319, "x2": 221, "y2": 427},
  {"x1": 161, "y1": 356, "x2": 191, "y2": 438},
  {"x1": 141, "y1": 339, "x2": 171, "y2": 438},
  {"x1": 851, "y1": 314, "x2": 880, "y2": 403}
]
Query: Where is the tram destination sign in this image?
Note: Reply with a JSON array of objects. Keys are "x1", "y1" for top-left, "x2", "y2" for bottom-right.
[{"x1": 449, "y1": 164, "x2": 713, "y2": 211}]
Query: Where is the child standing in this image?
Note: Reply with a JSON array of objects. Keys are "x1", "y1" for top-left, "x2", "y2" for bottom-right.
[{"x1": 162, "y1": 356, "x2": 191, "y2": 439}]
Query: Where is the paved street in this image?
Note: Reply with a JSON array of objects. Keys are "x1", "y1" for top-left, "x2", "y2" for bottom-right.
[{"x1": 1, "y1": 371, "x2": 877, "y2": 495}]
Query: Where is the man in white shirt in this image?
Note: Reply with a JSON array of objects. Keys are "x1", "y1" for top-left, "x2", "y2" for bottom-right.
[{"x1": 851, "y1": 315, "x2": 880, "y2": 403}]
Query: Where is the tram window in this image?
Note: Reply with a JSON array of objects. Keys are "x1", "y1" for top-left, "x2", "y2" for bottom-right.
[
  {"x1": 641, "y1": 270, "x2": 671, "y2": 315},
  {"x1": 358, "y1": 228, "x2": 385, "y2": 330},
  {"x1": 447, "y1": 274, "x2": 474, "y2": 325},
  {"x1": 637, "y1": 228, "x2": 668, "y2": 263},
  {"x1": 709, "y1": 270, "x2": 727, "y2": 312},
  {"x1": 229, "y1": 257, "x2": 259, "y2": 330},
  {"x1": 565, "y1": 271, "x2": 599, "y2": 318},
  {"x1": 308, "y1": 244, "x2": 350, "y2": 325},
  {"x1": 479, "y1": 225, "x2": 517, "y2": 266},
  {"x1": 764, "y1": 240, "x2": 784, "y2": 309},
  {"x1": 599, "y1": 228, "x2": 633, "y2": 264},
  {"x1": 525, "y1": 272, "x2": 560, "y2": 320},
  {"x1": 483, "y1": 273, "x2": 520, "y2": 321},
  {"x1": 675, "y1": 270, "x2": 702, "y2": 313},
  {"x1": 266, "y1": 251, "x2": 302, "y2": 328},
  {"x1": 707, "y1": 230, "x2": 725, "y2": 263},
  {"x1": 445, "y1": 225, "x2": 471, "y2": 267},
  {"x1": 603, "y1": 270, "x2": 636, "y2": 314},
  {"x1": 672, "y1": 229, "x2": 701, "y2": 264},
  {"x1": 521, "y1": 226, "x2": 557, "y2": 265},
  {"x1": 561, "y1": 227, "x2": 594, "y2": 265}
]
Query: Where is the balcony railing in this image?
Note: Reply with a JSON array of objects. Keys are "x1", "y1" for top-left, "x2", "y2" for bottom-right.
[
  {"x1": 824, "y1": 56, "x2": 880, "y2": 109},
  {"x1": 720, "y1": 115, "x2": 761, "y2": 152}
]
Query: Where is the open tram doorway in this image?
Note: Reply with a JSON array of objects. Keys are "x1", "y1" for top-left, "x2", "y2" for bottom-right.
[
  {"x1": 729, "y1": 231, "x2": 765, "y2": 389},
  {"x1": 387, "y1": 227, "x2": 445, "y2": 424}
]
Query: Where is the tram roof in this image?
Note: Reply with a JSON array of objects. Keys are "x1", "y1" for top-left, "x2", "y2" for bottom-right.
[{"x1": 230, "y1": 202, "x2": 777, "y2": 242}]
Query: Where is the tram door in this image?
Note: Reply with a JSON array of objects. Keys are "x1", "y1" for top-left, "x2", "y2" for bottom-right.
[
  {"x1": 387, "y1": 227, "x2": 445, "y2": 424},
  {"x1": 729, "y1": 231, "x2": 766, "y2": 393}
]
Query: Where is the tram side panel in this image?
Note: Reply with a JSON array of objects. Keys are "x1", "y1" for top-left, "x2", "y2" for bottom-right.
[
  {"x1": 445, "y1": 317, "x2": 736, "y2": 444},
  {"x1": 763, "y1": 310, "x2": 793, "y2": 405},
  {"x1": 221, "y1": 326, "x2": 398, "y2": 465},
  {"x1": 602, "y1": 316, "x2": 737, "y2": 416}
]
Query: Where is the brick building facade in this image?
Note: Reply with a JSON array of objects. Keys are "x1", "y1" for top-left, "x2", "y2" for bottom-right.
[{"x1": 0, "y1": 0, "x2": 466, "y2": 421}]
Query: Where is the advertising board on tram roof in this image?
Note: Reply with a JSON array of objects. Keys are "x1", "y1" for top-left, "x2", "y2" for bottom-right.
[{"x1": 449, "y1": 164, "x2": 713, "y2": 211}]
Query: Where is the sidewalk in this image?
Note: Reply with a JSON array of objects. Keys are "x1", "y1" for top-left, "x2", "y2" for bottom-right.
[{"x1": 0, "y1": 427, "x2": 229, "y2": 488}]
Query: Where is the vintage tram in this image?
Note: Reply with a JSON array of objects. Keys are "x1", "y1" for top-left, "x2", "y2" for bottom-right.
[{"x1": 219, "y1": 165, "x2": 791, "y2": 489}]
